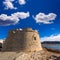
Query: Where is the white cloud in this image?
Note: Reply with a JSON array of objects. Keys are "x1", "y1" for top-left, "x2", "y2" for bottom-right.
[
  {"x1": 41, "y1": 34, "x2": 60, "y2": 42},
  {"x1": 3, "y1": 0, "x2": 16, "y2": 9},
  {"x1": 18, "y1": 0, "x2": 26, "y2": 5},
  {"x1": 5, "y1": 0, "x2": 14, "y2": 2},
  {"x1": 33, "y1": 13, "x2": 57, "y2": 24},
  {"x1": 3, "y1": 0, "x2": 27, "y2": 9},
  {"x1": 0, "y1": 39, "x2": 4, "y2": 43},
  {"x1": 0, "y1": 12, "x2": 30, "y2": 26}
]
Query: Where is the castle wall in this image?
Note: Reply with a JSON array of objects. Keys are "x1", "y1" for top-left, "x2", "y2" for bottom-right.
[{"x1": 2, "y1": 28, "x2": 42, "y2": 52}]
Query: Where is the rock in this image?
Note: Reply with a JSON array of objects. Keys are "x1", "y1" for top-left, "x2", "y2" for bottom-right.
[
  {"x1": 14, "y1": 52, "x2": 32, "y2": 60},
  {"x1": 0, "y1": 50, "x2": 60, "y2": 60},
  {"x1": 14, "y1": 51, "x2": 45, "y2": 60},
  {"x1": 46, "y1": 55, "x2": 60, "y2": 60},
  {"x1": 30, "y1": 51, "x2": 44, "y2": 60}
]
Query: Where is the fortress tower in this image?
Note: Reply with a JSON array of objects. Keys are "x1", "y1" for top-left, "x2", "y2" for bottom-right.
[{"x1": 2, "y1": 28, "x2": 42, "y2": 52}]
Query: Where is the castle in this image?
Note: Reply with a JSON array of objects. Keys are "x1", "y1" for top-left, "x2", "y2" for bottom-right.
[{"x1": 2, "y1": 28, "x2": 42, "y2": 52}]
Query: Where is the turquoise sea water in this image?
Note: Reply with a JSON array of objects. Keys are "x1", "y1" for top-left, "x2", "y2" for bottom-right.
[{"x1": 42, "y1": 44, "x2": 60, "y2": 50}]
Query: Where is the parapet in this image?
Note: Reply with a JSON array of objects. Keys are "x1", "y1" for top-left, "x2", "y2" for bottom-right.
[
  {"x1": 9, "y1": 28, "x2": 38, "y2": 34},
  {"x1": 23, "y1": 28, "x2": 33, "y2": 31}
]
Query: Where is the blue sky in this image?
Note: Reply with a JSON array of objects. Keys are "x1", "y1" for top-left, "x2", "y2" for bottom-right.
[{"x1": 0, "y1": 0, "x2": 60, "y2": 41}]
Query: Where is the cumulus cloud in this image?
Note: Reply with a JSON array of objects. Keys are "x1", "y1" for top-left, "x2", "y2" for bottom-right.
[
  {"x1": 18, "y1": 0, "x2": 26, "y2": 5},
  {"x1": 3, "y1": 0, "x2": 16, "y2": 9},
  {"x1": 0, "y1": 12, "x2": 30, "y2": 26},
  {"x1": 33, "y1": 13, "x2": 57, "y2": 24},
  {"x1": 3, "y1": 0, "x2": 27, "y2": 9},
  {"x1": 41, "y1": 34, "x2": 60, "y2": 42}
]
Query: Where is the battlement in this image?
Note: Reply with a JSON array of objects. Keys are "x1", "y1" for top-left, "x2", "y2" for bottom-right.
[
  {"x1": 23, "y1": 28, "x2": 33, "y2": 31},
  {"x1": 9, "y1": 28, "x2": 38, "y2": 35}
]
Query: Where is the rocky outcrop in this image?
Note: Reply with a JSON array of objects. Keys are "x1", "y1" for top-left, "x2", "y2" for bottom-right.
[
  {"x1": 0, "y1": 50, "x2": 60, "y2": 60},
  {"x1": 14, "y1": 52, "x2": 32, "y2": 60},
  {"x1": 46, "y1": 55, "x2": 60, "y2": 60},
  {"x1": 14, "y1": 51, "x2": 60, "y2": 60}
]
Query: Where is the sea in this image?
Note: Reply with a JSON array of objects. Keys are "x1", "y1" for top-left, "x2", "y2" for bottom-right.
[{"x1": 42, "y1": 44, "x2": 60, "y2": 50}]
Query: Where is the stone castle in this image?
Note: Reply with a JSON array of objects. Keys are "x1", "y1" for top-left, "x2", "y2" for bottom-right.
[{"x1": 2, "y1": 28, "x2": 42, "y2": 52}]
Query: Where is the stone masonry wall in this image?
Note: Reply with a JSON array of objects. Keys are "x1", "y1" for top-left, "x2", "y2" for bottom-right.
[{"x1": 2, "y1": 28, "x2": 42, "y2": 52}]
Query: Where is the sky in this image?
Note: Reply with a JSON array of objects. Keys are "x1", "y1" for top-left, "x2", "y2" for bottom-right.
[{"x1": 0, "y1": 0, "x2": 60, "y2": 42}]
